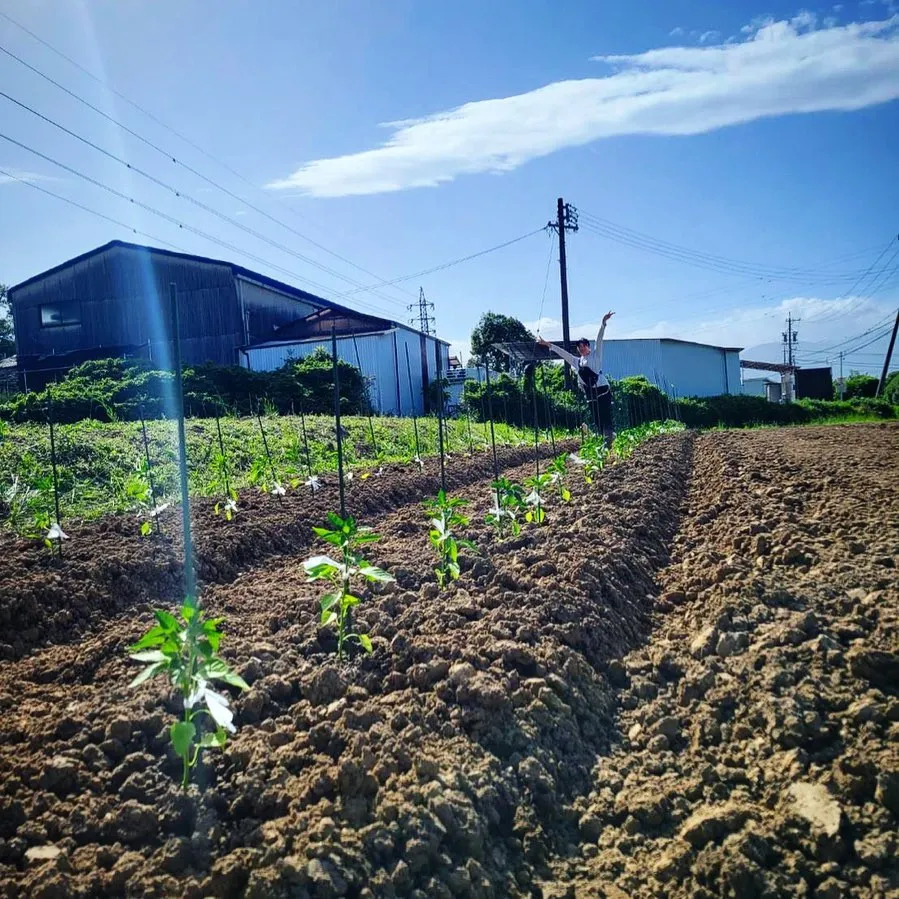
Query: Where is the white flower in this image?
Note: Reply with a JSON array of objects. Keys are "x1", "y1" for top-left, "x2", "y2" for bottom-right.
[
  {"x1": 148, "y1": 503, "x2": 170, "y2": 518},
  {"x1": 524, "y1": 490, "x2": 541, "y2": 507},
  {"x1": 271, "y1": 482, "x2": 286, "y2": 496},
  {"x1": 305, "y1": 475, "x2": 322, "y2": 492},
  {"x1": 46, "y1": 522, "x2": 68, "y2": 541},
  {"x1": 184, "y1": 679, "x2": 236, "y2": 733},
  {"x1": 374, "y1": 467, "x2": 384, "y2": 477},
  {"x1": 346, "y1": 471, "x2": 355, "y2": 481},
  {"x1": 549, "y1": 472, "x2": 561, "y2": 484},
  {"x1": 413, "y1": 455, "x2": 424, "y2": 469},
  {"x1": 225, "y1": 498, "x2": 238, "y2": 514},
  {"x1": 569, "y1": 453, "x2": 587, "y2": 466}
]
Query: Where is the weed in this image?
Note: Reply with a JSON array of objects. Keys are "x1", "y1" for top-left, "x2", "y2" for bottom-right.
[
  {"x1": 303, "y1": 513, "x2": 393, "y2": 658},
  {"x1": 129, "y1": 596, "x2": 248, "y2": 790}
]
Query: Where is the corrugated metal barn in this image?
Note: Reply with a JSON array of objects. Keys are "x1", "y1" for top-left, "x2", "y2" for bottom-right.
[
  {"x1": 600, "y1": 338, "x2": 742, "y2": 397},
  {"x1": 9, "y1": 241, "x2": 448, "y2": 412}
]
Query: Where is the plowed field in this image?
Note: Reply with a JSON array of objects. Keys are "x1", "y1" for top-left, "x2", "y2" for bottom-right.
[{"x1": 1, "y1": 425, "x2": 896, "y2": 899}]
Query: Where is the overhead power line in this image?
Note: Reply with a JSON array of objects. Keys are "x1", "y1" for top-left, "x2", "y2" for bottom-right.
[
  {"x1": 0, "y1": 89, "x2": 409, "y2": 311},
  {"x1": 330, "y1": 229, "x2": 546, "y2": 298},
  {"x1": 0, "y1": 134, "x2": 406, "y2": 319},
  {"x1": 578, "y1": 209, "x2": 894, "y2": 283},
  {"x1": 0, "y1": 35, "x2": 417, "y2": 304}
]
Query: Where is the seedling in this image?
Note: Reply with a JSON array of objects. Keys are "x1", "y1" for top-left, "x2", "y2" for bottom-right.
[
  {"x1": 303, "y1": 512, "x2": 393, "y2": 658},
  {"x1": 547, "y1": 453, "x2": 572, "y2": 502},
  {"x1": 248, "y1": 455, "x2": 287, "y2": 496},
  {"x1": 573, "y1": 435, "x2": 610, "y2": 483},
  {"x1": 523, "y1": 472, "x2": 553, "y2": 525},
  {"x1": 129, "y1": 596, "x2": 248, "y2": 790},
  {"x1": 485, "y1": 477, "x2": 526, "y2": 537},
  {"x1": 424, "y1": 489, "x2": 476, "y2": 588},
  {"x1": 211, "y1": 418, "x2": 238, "y2": 520}
]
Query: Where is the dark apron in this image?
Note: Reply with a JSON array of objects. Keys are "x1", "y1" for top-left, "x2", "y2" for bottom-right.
[{"x1": 578, "y1": 366, "x2": 612, "y2": 403}]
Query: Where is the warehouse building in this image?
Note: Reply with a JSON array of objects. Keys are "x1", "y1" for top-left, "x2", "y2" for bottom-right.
[
  {"x1": 8, "y1": 241, "x2": 448, "y2": 413},
  {"x1": 598, "y1": 338, "x2": 742, "y2": 397}
]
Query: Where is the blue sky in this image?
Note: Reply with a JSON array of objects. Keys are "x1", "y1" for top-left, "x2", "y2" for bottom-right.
[{"x1": 1, "y1": 0, "x2": 897, "y2": 372}]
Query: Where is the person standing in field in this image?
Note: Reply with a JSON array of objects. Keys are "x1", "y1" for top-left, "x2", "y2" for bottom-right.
[{"x1": 537, "y1": 311, "x2": 615, "y2": 447}]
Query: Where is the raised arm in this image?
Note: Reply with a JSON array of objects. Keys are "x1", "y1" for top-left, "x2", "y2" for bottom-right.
[{"x1": 595, "y1": 311, "x2": 614, "y2": 370}]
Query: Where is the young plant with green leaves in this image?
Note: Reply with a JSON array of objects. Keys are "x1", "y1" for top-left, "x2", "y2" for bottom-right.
[
  {"x1": 484, "y1": 476, "x2": 526, "y2": 537},
  {"x1": 248, "y1": 454, "x2": 287, "y2": 497},
  {"x1": 208, "y1": 445, "x2": 238, "y2": 520},
  {"x1": 570, "y1": 435, "x2": 610, "y2": 483},
  {"x1": 547, "y1": 453, "x2": 572, "y2": 502},
  {"x1": 116, "y1": 459, "x2": 165, "y2": 536},
  {"x1": 303, "y1": 513, "x2": 393, "y2": 659},
  {"x1": 424, "y1": 489, "x2": 476, "y2": 588},
  {"x1": 523, "y1": 472, "x2": 553, "y2": 525},
  {"x1": 129, "y1": 596, "x2": 248, "y2": 790}
]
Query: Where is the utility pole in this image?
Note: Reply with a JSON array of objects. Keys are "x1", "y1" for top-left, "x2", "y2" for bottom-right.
[
  {"x1": 838, "y1": 351, "x2": 845, "y2": 400},
  {"x1": 782, "y1": 313, "x2": 800, "y2": 401},
  {"x1": 408, "y1": 287, "x2": 435, "y2": 336},
  {"x1": 548, "y1": 197, "x2": 578, "y2": 389},
  {"x1": 876, "y1": 307, "x2": 899, "y2": 397}
]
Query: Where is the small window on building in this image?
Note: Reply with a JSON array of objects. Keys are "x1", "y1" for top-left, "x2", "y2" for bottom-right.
[{"x1": 40, "y1": 302, "x2": 81, "y2": 328}]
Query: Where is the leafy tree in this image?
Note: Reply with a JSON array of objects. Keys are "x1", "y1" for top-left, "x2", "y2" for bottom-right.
[
  {"x1": 839, "y1": 373, "x2": 878, "y2": 399},
  {"x1": 0, "y1": 284, "x2": 14, "y2": 357},
  {"x1": 882, "y1": 370, "x2": 899, "y2": 404},
  {"x1": 470, "y1": 312, "x2": 534, "y2": 373}
]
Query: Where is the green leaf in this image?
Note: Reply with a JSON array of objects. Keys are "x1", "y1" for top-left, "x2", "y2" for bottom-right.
[
  {"x1": 354, "y1": 531, "x2": 381, "y2": 544},
  {"x1": 561, "y1": 487, "x2": 572, "y2": 502},
  {"x1": 341, "y1": 593, "x2": 361, "y2": 610},
  {"x1": 197, "y1": 728, "x2": 228, "y2": 750},
  {"x1": 170, "y1": 720, "x2": 196, "y2": 757},
  {"x1": 129, "y1": 626, "x2": 167, "y2": 651},
  {"x1": 356, "y1": 633, "x2": 373, "y2": 653},
  {"x1": 129, "y1": 660, "x2": 166, "y2": 688},
  {"x1": 154, "y1": 609, "x2": 179, "y2": 630},
  {"x1": 321, "y1": 609, "x2": 338, "y2": 626},
  {"x1": 130, "y1": 649, "x2": 168, "y2": 663},
  {"x1": 319, "y1": 592, "x2": 339, "y2": 612},
  {"x1": 359, "y1": 565, "x2": 394, "y2": 583},
  {"x1": 140, "y1": 521, "x2": 152, "y2": 537},
  {"x1": 312, "y1": 526, "x2": 335, "y2": 538},
  {"x1": 204, "y1": 660, "x2": 249, "y2": 690},
  {"x1": 448, "y1": 562, "x2": 461, "y2": 580}
]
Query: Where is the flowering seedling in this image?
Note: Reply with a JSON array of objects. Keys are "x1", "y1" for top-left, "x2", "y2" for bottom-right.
[
  {"x1": 548, "y1": 454, "x2": 572, "y2": 502},
  {"x1": 424, "y1": 490, "x2": 477, "y2": 588},
  {"x1": 523, "y1": 472, "x2": 553, "y2": 525},
  {"x1": 303, "y1": 513, "x2": 393, "y2": 659},
  {"x1": 485, "y1": 477, "x2": 526, "y2": 537},
  {"x1": 129, "y1": 596, "x2": 248, "y2": 790},
  {"x1": 248, "y1": 456, "x2": 286, "y2": 496}
]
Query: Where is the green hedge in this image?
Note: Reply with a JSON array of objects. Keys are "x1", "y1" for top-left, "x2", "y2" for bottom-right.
[
  {"x1": 677, "y1": 394, "x2": 897, "y2": 428},
  {"x1": 0, "y1": 350, "x2": 369, "y2": 424}
]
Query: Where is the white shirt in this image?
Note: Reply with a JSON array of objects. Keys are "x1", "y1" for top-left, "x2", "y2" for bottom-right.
[{"x1": 546, "y1": 321, "x2": 609, "y2": 391}]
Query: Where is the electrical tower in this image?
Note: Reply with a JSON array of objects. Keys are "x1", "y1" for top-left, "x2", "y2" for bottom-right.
[
  {"x1": 408, "y1": 287, "x2": 435, "y2": 335},
  {"x1": 547, "y1": 198, "x2": 579, "y2": 388}
]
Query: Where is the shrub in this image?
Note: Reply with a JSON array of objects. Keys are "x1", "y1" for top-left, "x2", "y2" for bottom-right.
[{"x1": 0, "y1": 349, "x2": 368, "y2": 423}]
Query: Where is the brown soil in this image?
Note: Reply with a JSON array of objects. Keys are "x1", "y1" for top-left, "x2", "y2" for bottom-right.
[{"x1": 0, "y1": 425, "x2": 897, "y2": 899}]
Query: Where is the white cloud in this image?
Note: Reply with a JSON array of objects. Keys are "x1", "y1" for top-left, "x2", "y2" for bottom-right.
[
  {"x1": 267, "y1": 13, "x2": 899, "y2": 197},
  {"x1": 833, "y1": 3, "x2": 844, "y2": 10},
  {"x1": 698, "y1": 29, "x2": 721, "y2": 43},
  {"x1": 669, "y1": 26, "x2": 685, "y2": 36},
  {"x1": 0, "y1": 168, "x2": 52, "y2": 187}
]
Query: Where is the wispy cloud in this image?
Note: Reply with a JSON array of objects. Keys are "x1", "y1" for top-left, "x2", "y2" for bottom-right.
[
  {"x1": 267, "y1": 13, "x2": 899, "y2": 198},
  {"x1": 669, "y1": 26, "x2": 685, "y2": 37},
  {"x1": 698, "y1": 29, "x2": 721, "y2": 43},
  {"x1": 0, "y1": 168, "x2": 53, "y2": 187}
]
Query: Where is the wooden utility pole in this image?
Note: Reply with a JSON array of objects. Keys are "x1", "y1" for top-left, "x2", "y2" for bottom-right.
[
  {"x1": 876, "y1": 308, "x2": 899, "y2": 397},
  {"x1": 551, "y1": 197, "x2": 578, "y2": 389}
]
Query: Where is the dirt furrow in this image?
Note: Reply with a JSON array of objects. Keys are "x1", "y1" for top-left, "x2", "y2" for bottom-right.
[{"x1": 554, "y1": 424, "x2": 899, "y2": 898}]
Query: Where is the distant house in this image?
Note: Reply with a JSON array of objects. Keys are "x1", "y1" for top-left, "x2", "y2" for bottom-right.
[{"x1": 8, "y1": 240, "x2": 448, "y2": 413}]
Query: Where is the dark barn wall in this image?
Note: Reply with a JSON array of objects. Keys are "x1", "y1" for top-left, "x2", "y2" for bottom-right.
[
  {"x1": 11, "y1": 245, "x2": 243, "y2": 370},
  {"x1": 235, "y1": 276, "x2": 320, "y2": 345}
]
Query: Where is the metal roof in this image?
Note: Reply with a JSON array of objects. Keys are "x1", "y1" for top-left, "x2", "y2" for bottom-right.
[{"x1": 10, "y1": 239, "x2": 447, "y2": 343}]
